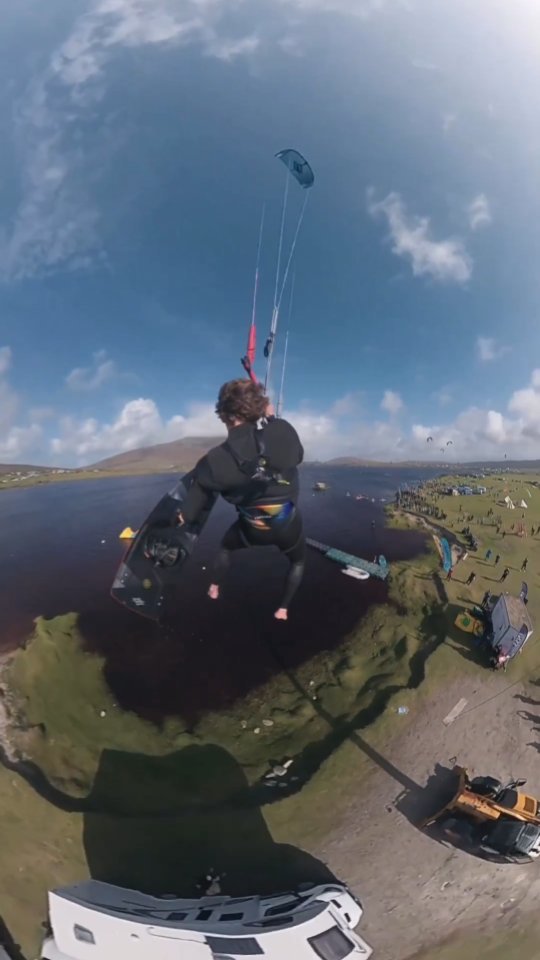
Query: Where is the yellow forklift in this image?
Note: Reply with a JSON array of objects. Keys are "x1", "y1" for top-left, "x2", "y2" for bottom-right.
[{"x1": 421, "y1": 766, "x2": 540, "y2": 863}]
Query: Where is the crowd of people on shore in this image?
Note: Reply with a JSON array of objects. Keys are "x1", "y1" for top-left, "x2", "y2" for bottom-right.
[{"x1": 395, "y1": 488, "x2": 447, "y2": 522}]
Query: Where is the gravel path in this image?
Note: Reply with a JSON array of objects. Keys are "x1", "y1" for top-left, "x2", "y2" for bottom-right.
[{"x1": 318, "y1": 672, "x2": 540, "y2": 959}]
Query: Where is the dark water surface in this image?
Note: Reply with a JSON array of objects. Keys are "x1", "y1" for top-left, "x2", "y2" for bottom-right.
[{"x1": 0, "y1": 466, "x2": 440, "y2": 722}]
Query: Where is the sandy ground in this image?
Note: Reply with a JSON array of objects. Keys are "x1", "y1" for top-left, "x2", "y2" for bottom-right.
[{"x1": 317, "y1": 670, "x2": 540, "y2": 959}]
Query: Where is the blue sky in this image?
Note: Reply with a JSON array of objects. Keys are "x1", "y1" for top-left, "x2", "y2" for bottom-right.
[{"x1": 1, "y1": 0, "x2": 540, "y2": 465}]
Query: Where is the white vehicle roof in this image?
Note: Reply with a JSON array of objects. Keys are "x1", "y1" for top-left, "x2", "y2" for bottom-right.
[{"x1": 44, "y1": 882, "x2": 372, "y2": 960}]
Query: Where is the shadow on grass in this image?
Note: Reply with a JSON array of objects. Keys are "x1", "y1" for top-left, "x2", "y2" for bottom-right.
[
  {"x1": 0, "y1": 916, "x2": 26, "y2": 960},
  {"x1": 259, "y1": 600, "x2": 451, "y2": 809},
  {"x1": 0, "y1": 597, "x2": 460, "y2": 833},
  {"x1": 0, "y1": 572, "x2": 482, "y2": 880},
  {"x1": 413, "y1": 572, "x2": 447, "y2": 605},
  {"x1": 442, "y1": 603, "x2": 489, "y2": 668},
  {"x1": 83, "y1": 745, "x2": 335, "y2": 896},
  {"x1": 0, "y1": 743, "x2": 336, "y2": 898}
]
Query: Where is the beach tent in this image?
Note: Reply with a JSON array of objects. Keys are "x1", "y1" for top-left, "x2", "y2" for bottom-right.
[
  {"x1": 504, "y1": 496, "x2": 515, "y2": 509},
  {"x1": 519, "y1": 499, "x2": 528, "y2": 508}
]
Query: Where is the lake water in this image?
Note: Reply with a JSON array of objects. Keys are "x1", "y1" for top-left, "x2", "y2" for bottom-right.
[{"x1": 0, "y1": 465, "x2": 441, "y2": 722}]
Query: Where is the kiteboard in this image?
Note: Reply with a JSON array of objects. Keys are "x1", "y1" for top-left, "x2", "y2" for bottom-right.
[{"x1": 111, "y1": 470, "x2": 217, "y2": 621}]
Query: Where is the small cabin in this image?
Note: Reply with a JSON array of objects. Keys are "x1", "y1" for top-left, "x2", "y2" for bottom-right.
[{"x1": 490, "y1": 594, "x2": 533, "y2": 659}]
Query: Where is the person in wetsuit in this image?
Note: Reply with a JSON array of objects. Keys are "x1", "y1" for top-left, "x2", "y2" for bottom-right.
[{"x1": 177, "y1": 378, "x2": 305, "y2": 621}]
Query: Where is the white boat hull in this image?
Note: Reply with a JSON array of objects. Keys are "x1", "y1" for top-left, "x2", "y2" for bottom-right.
[{"x1": 342, "y1": 566, "x2": 370, "y2": 581}]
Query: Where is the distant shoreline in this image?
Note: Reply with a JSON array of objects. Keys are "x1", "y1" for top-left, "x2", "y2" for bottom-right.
[
  {"x1": 0, "y1": 459, "x2": 535, "y2": 492},
  {"x1": 0, "y1": 467, "x2": 185, "y2": 491}
]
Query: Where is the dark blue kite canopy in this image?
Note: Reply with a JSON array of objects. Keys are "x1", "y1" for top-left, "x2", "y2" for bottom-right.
[{"x1": 276, "y1": 149, "x2": 315, "y2": 189}]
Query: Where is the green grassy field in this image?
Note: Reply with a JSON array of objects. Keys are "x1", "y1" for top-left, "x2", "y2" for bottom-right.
[
  {"x1": 2, "y1": 470, "x2": 540, "y2": 956},
  {"x1": 0, "y1": 543, "x2": 447, "y2": 953},
  {"x1": 393, "y1": 472, "x2": 540, "y2": 677}
]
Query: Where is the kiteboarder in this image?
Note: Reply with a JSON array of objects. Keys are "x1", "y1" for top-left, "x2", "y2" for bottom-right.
[{"x1": 176, "y1": 379, "x2": 305, "y2": 621}]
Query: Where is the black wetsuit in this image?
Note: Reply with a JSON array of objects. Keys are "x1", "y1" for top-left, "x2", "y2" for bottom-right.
[{"x1": 181, "y1": 418, "x2": 305, "y2": 609}]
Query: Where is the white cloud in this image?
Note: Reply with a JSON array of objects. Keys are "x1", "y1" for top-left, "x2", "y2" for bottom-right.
[
  {"x1": 0, "y1": 73, "x2": 102, "y2": 282},
  {"x1": 368, "y1": 191, "x2": 473, "y2": 284},
  {"x1": 381, "y1": 389, "x2": 403, "y2": 415},
  {"x1": 299, "y1": 368, "x2": 540, "y2": 462},
  {"x1": 508, "y1": 381, "x2": 540, "y2": 425},
  {"x1": 0, "y1": 346, "x2": 13, "y2": 376},
  {"x1": 29, "y1": 406, "x2": 56, "y2": 423},
  {"x1": 1, "y1": 0, "x2": 400, "y2": 283},
  {"x1": 8, "y1": 363, "x2": 540, "y2": 466},
  {"x1": 0, "y1": 379, "x2": 20, "y2": 438},
  {"x1": 476, "y1": 336, "x2": 509, "y2": 362},
  {"x1": 0, "y1": 349, "x2": 44, "y2": 462},
  {"x1": 50, "y1": 0, "x2": 260, "y2": 97},
  {"x1": 0, "y1": 348, "x2": 21, "y2": 441},
  {"x1": 66, "y1": 350, "x2": 119, "y2": 390},
  {"x1": 468, "y1": 193, "x2": 492, "y2": 231},
  {"x1": 203, "y1": 34, "x2": 260, "y2": 61},
  {"x1": 330, "y1": 392, "x2": 362, "y2": 417},
  {"x1": 0, "y1": 424, "x2": 44, "y2": 461},
  {"x1": 51, "y1": 390, "x2": 362, "y2": 464},
  {"x1": 1, "y1": 1, "x2": 263, "y2": 283},
  {"x1": 51, "y1": 397, "x2": 223, "y2": 462}
]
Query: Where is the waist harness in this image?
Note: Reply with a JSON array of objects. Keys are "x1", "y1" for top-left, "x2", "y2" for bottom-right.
[{"x1": 238, "y1": 499, "x2": 295, "y2": 530}]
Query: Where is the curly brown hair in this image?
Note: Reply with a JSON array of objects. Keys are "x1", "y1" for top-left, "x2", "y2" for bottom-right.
[{"x1": 215, "y1": 379, "x2": 269, "y2": 425}]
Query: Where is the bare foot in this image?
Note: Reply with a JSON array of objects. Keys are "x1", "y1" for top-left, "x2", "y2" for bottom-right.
[
  {"x1": 208, "y1": 584, "x2": 220, "y2": 601},
  {"x1": 274, "y1": 607, "x2": 288, "y2": 621}
]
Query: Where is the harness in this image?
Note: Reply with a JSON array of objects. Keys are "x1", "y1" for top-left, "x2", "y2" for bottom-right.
[
  {"x1": 224, "y1": 422, "x2": 289, "y2": 487},
  {"x1": 224, "y1": 423, "x2": 295, "y2": 531}
]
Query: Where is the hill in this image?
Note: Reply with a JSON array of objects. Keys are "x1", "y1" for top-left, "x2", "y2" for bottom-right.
[{"x1": 90, "y1": 435, "x2": 225, "y2": 472}]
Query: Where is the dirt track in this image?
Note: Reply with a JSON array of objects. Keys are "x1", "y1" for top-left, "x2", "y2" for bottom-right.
[{"x1": 317, "y1": 671, "x2": 540, "y2": 959}]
